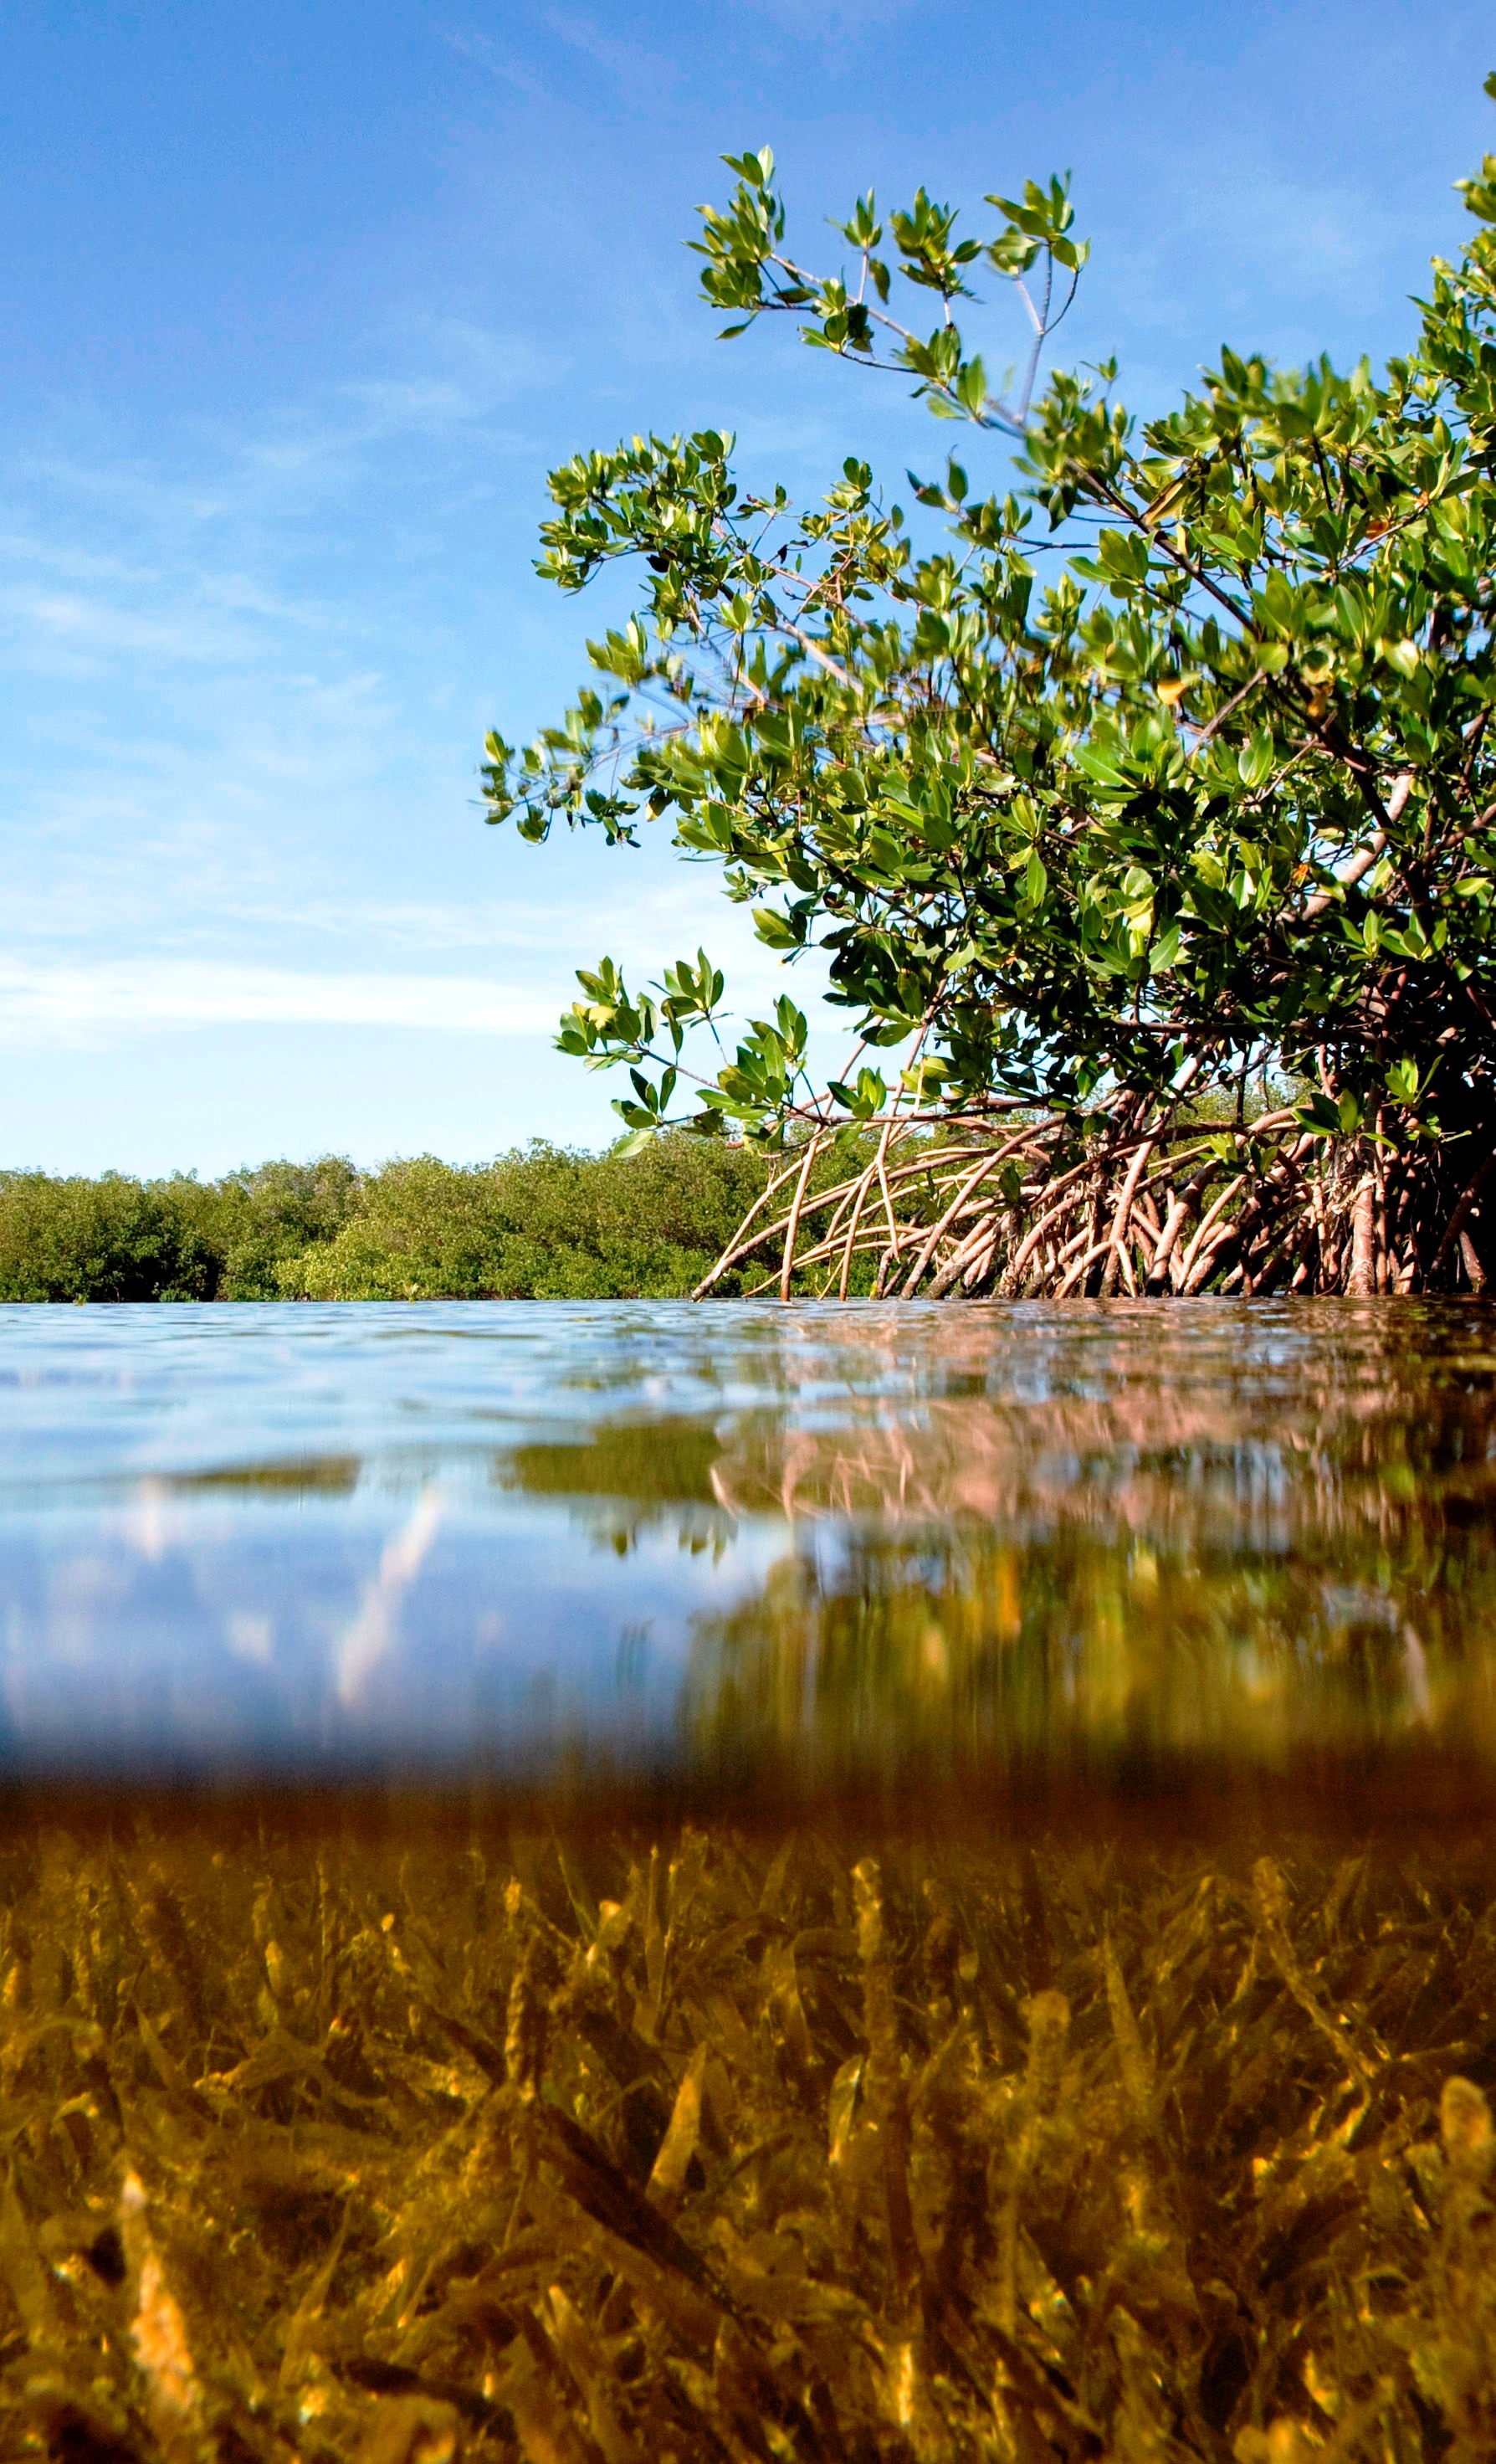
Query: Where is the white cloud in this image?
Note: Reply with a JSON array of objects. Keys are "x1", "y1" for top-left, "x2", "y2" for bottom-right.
[
  {"x1": 0, "y1": 253, "x2": 852, "y2": 1151},
  {"x1": 0, "y1": 958, "x2": 557, "y2": 1047},
  {"x1": 10, "y1": 316, "x2": 551, "y2": 554},
  {"x1": 0, "y1": 582, "x2": 265, "y2": 674},
  {"x1": 1098, "y1": 141, "x2": 1422, "y2": 362}
]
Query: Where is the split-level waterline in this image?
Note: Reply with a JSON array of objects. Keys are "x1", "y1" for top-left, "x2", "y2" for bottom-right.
[{"x1": 0, "y1": 1298, "x2": 1493, "y2": 2461}]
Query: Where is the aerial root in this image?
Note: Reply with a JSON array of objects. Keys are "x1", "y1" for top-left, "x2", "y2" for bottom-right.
[{"x1": 694, "y1": 1101, "x2": 1494, "y2": 1301}]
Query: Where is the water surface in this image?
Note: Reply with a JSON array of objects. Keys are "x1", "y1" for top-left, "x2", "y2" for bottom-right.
[{"x1": 1, "y1": 1297, "x2": 1493, "y2": 1806}]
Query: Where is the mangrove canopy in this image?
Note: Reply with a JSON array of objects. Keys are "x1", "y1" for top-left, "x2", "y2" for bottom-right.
[{"x1": 484, "y1": 86, "x2": 1496, "y2": 1297}]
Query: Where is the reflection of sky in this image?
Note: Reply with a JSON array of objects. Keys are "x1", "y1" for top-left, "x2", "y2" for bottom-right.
[
  {"x1": 0, "y1": 1466, "x2": 790, "y2": 1774},
  {"x1": 0, "y1": 1300, "x2": 811, "y2": 1774}
]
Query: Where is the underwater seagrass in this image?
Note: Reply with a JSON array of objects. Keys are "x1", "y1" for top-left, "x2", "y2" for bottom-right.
[{"x1": 0, "y1": 1806, "x2": 1492, "y2": 2463}]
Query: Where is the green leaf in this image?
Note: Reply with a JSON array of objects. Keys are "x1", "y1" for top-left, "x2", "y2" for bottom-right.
[
  {"x1": 828, "y1": 1065, "x2": 887, "y2": 1119},
  {"x1": 751, "y1": 906, "x2": 805, "y2": 951},
  {"x1": 1294, "y1": 1095, "x2": 1341, "y2": 1139}
]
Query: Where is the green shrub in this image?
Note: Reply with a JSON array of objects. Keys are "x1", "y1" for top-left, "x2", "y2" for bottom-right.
[
  {"x1": 278, "y1": 1156, "x2": 512, "y2": 1300},
  {"x1": 0, "y1": 1138, "x2": 807, "y2": 1301},
  {"x1": 0, "y1": 1171, "x2": 222, "y2": 1301},
  {"x1": 213, "y1": 1156, "x2": 364, "y2": 1299},
  {"x1": 0, "y1": 1158, "x2": 361, "y2": 1302},
  {"x1": 276, "y1": 1138, "x2": 777, "y2": 1300}
]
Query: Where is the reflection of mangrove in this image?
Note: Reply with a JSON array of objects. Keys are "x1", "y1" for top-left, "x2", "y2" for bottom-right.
[
  {"x1": 2, "y1": 1806, "x2": 1493, "y2": 2461},
  {"x1": 497, "y1": 1419, "x2": 738, "y2": 1556},
  {"x1": 697, "y1": 1303, "x2": 1496, "y2": 1546},
  {"x1": 492, "y1": 1302, "x2": 1496, "y2": 1553},
  {"x1": 500, "y1": 1419, "x2": 739, "y2": 1547},
  {"x1": 479, "y1": 1306, "x2": 1496, "y2": 1774},
  {"x1": 680, "y1": 1525, "x2": 1496, "y2": 1777},
  {"x1": 682, "y1": 1310, "x2": 1496, "y2": 1769},
  {"x1": 161, "y1": 1455, "x2": 362, "y2": 1496},
  {"x1": 500, "y1": 1422, "x2": 725, "y2": 1506}
]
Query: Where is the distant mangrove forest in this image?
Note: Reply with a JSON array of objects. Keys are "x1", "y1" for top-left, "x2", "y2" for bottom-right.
[{"x1": 0, "y1": 1140, "x2": 812, "y2": 1303}]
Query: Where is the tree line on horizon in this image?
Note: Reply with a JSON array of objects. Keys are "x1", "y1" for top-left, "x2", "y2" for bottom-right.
[{"x1": 0, "y1": 1140, "x2": 802, "y2": 1303}]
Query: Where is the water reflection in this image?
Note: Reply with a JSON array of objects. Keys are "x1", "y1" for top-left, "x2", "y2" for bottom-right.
[{"x1": 0, "y1": 1298, "x2": 1491, "y2": 1793}]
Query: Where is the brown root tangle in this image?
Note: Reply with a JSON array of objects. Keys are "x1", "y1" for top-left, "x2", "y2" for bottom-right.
[{"x1": 694, "y1": 1101, "x2": 1496, "y2": 1301}]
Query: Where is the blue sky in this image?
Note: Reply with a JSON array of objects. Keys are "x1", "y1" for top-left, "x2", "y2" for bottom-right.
[{"x1": 1, "y1": 0, "x2": 1492, "y2": 1173}]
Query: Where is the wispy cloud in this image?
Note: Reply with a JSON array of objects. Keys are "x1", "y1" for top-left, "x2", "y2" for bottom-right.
[
  {"x1": 1094, "y1": 137, "x2": 1428, "y2": 371},
  {"x1": 734, "y1": 0, "x2": 923, "y2": 36},
  {"x1": 249, "y1": 321, "x2": 559, "y2": 478},
  {"x1": 0, "y1": 959, "x2": 557, "y2": 1046},
  {"x1": 439, "y1": 23, "x2": 550, "y2": 99},
  {"x1": 0, "y1": 86, "x2": 860, "y2": 1161},
  {"x1": 0, "y1": 580, "x2": 277, "y2": 676},
  {"x1": 11, "y1": 318, "x2": 553, "y2": 546},
  {"x1": 541, "y1": 10, "x2": 679, "y2": 107}
]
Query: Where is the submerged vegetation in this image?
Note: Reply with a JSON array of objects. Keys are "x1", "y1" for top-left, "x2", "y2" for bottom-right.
[
  {"x1": 0, "y1": 1142, "x2": 792, "y2": 1304},
  {"x1": 486, "y1": 86, "x2": 1496, "y2": 1297},
  {"x1": 0, "y1": 1809, "x2": 1493, "y2": 2462}
]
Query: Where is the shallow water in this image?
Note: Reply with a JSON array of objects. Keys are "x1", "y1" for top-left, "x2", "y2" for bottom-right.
[
  {"x1": 0, "y1": 1296, "x2": 1493, "y2": 1811},
  {"x1": 3, "y1": 1301, "x2": 1496, "y2": 2457}
]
